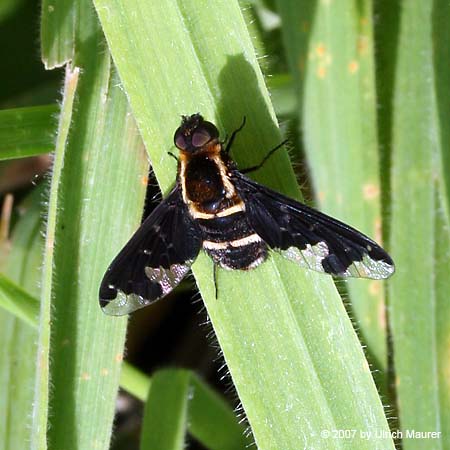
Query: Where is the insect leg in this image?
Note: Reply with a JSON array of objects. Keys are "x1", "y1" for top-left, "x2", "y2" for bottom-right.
[
  {"x1": 241, "y1": 139, "x2": 288, "y2": 174},
  {"x1": 224, "y1": 116, "x2": 247, "y2": 154},
  {"x1": 213, "y1": 264, "x2": 219, "y2": 300},
  {"x1": 167, "y1": 151, "x2": 179, "y2": 163}
]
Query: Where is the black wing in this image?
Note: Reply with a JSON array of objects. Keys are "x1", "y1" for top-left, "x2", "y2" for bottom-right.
[
  {"x1": 233, "y1": 172, "x2": 394, "y2": 279},
  {"x1": 99, "y1": 185, "x2": 202, "y2": 315}
]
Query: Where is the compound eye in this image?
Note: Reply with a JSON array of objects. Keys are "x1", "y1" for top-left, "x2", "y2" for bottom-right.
[
  {"x1": 174, "y1": 130, "x2": 187, "y2": 150},
  {"x1": 191, "y1": 128, "x2": 211, "y2": 148}
]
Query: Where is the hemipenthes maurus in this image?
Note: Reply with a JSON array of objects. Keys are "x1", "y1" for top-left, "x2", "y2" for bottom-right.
[{"x1": 99, "y1": 114, "x2": 394, "y2": 315}]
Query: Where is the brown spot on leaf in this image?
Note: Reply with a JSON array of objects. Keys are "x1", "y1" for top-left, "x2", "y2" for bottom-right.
[
  {"x1": 358, "y1": 36, "x2": 369, "y2": 56},
  {"x1": 317, "y1": 66, "x2": 327, "y2": 79},
  {"x1": 348, "y1": 60, "x2": 359, "y2": 74},
  {"x1": 374, "y1": 217, "x2": 382, "y2": 244},
  {"x1": 369, "y1": 280, "x2": 381, "y2": 296},
  {"x1": 316, "y1": 43, "x2": 326, "y2": 57},
  {"x1": 363, "y1": 183, "x2": 380, "y2": 200}
]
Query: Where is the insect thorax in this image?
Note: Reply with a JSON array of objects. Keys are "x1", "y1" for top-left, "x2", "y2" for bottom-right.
[
  {"x1": 181, "y1": 153, "x2": 234, "y2": 212},
  {"x1": 184, "y1": 155, "x2": 226, "y2": 209},
  {"x1": 179, "y1": 154, "x2": 268, "y2": 270}
]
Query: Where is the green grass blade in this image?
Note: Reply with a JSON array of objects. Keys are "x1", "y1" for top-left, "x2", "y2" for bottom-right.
[
  {"x1": 94, "y1": 1, "x2": 393, "y2": 447},
  {"x1": 41, "y1": 0, "x2": 100, "y2": 69},
  {"x1": 432, "y1": 1, "x2": 450, "y2": 448},
  {"x1": 277, "y1": 0, "x2": 388, "y2": 378},
  {"x1": 41, "y1": 0, "x2": 76, "y2": 68},
  {"x1": 38, "y1": 2, "x2": 151, "y2": 446},
  {"x1": 140, "y1": 369, "x2": 190, "y2": 450},
  {"x1": 373, "y1": 0, "x2": 399, "y2": 237},
  {"x1": 433, "y1": 1, "x2": 450, "y2": 219},
  {"x1": 32, "y1": 66, "x2": 79, "y2": 450},
  {"x1": 389, "y1": 1, "x2": 448, "y2": 447},
  {"x1": 0, "y1": 105, "x2": 57, "y2": 160},
  {"x1": 38, "y1": 49, "x2": 148, "y2": 450},
  {"x1": 435, "y1": 191, "x2": 450, "y2": 449},
  {"x1": 266, "y1": 73, "x2": 297, "y2": 118},
  {"x1": 0, "y1": 273, "x2": 39, "y2": 327},
  {"x1": 0, "y1": 190, "x2": 42, "y2": 450},
  {"x1": 119, "y1": 361, "x2": 152, "y2": 402},
  {"x1": 434, "y1": 4, "x2": 450, "y2": 445},
  {"x1": 140, "y1": 370, "x2": 249, "y2": 450},
  {"x1": 189, "y1": 374, "x2": 249, "y2": 450}
]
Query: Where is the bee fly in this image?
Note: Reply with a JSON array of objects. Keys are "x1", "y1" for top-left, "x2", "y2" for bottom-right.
[{"x1": 99, "y1": 113, "x2": 395, "y2": 315}]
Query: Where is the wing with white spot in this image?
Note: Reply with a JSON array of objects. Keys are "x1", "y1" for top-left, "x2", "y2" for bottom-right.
[
  {"x1": 99, "y1": 185, "x2": 202, "y2": 315},
  {"x1": 233, "y1": 172, "x2": 395, "y2": 279}
]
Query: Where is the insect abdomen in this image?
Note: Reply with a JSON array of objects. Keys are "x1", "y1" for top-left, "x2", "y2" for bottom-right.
[{"x1": 198, "y1": 212, "x2": 268, "y2": 270}]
